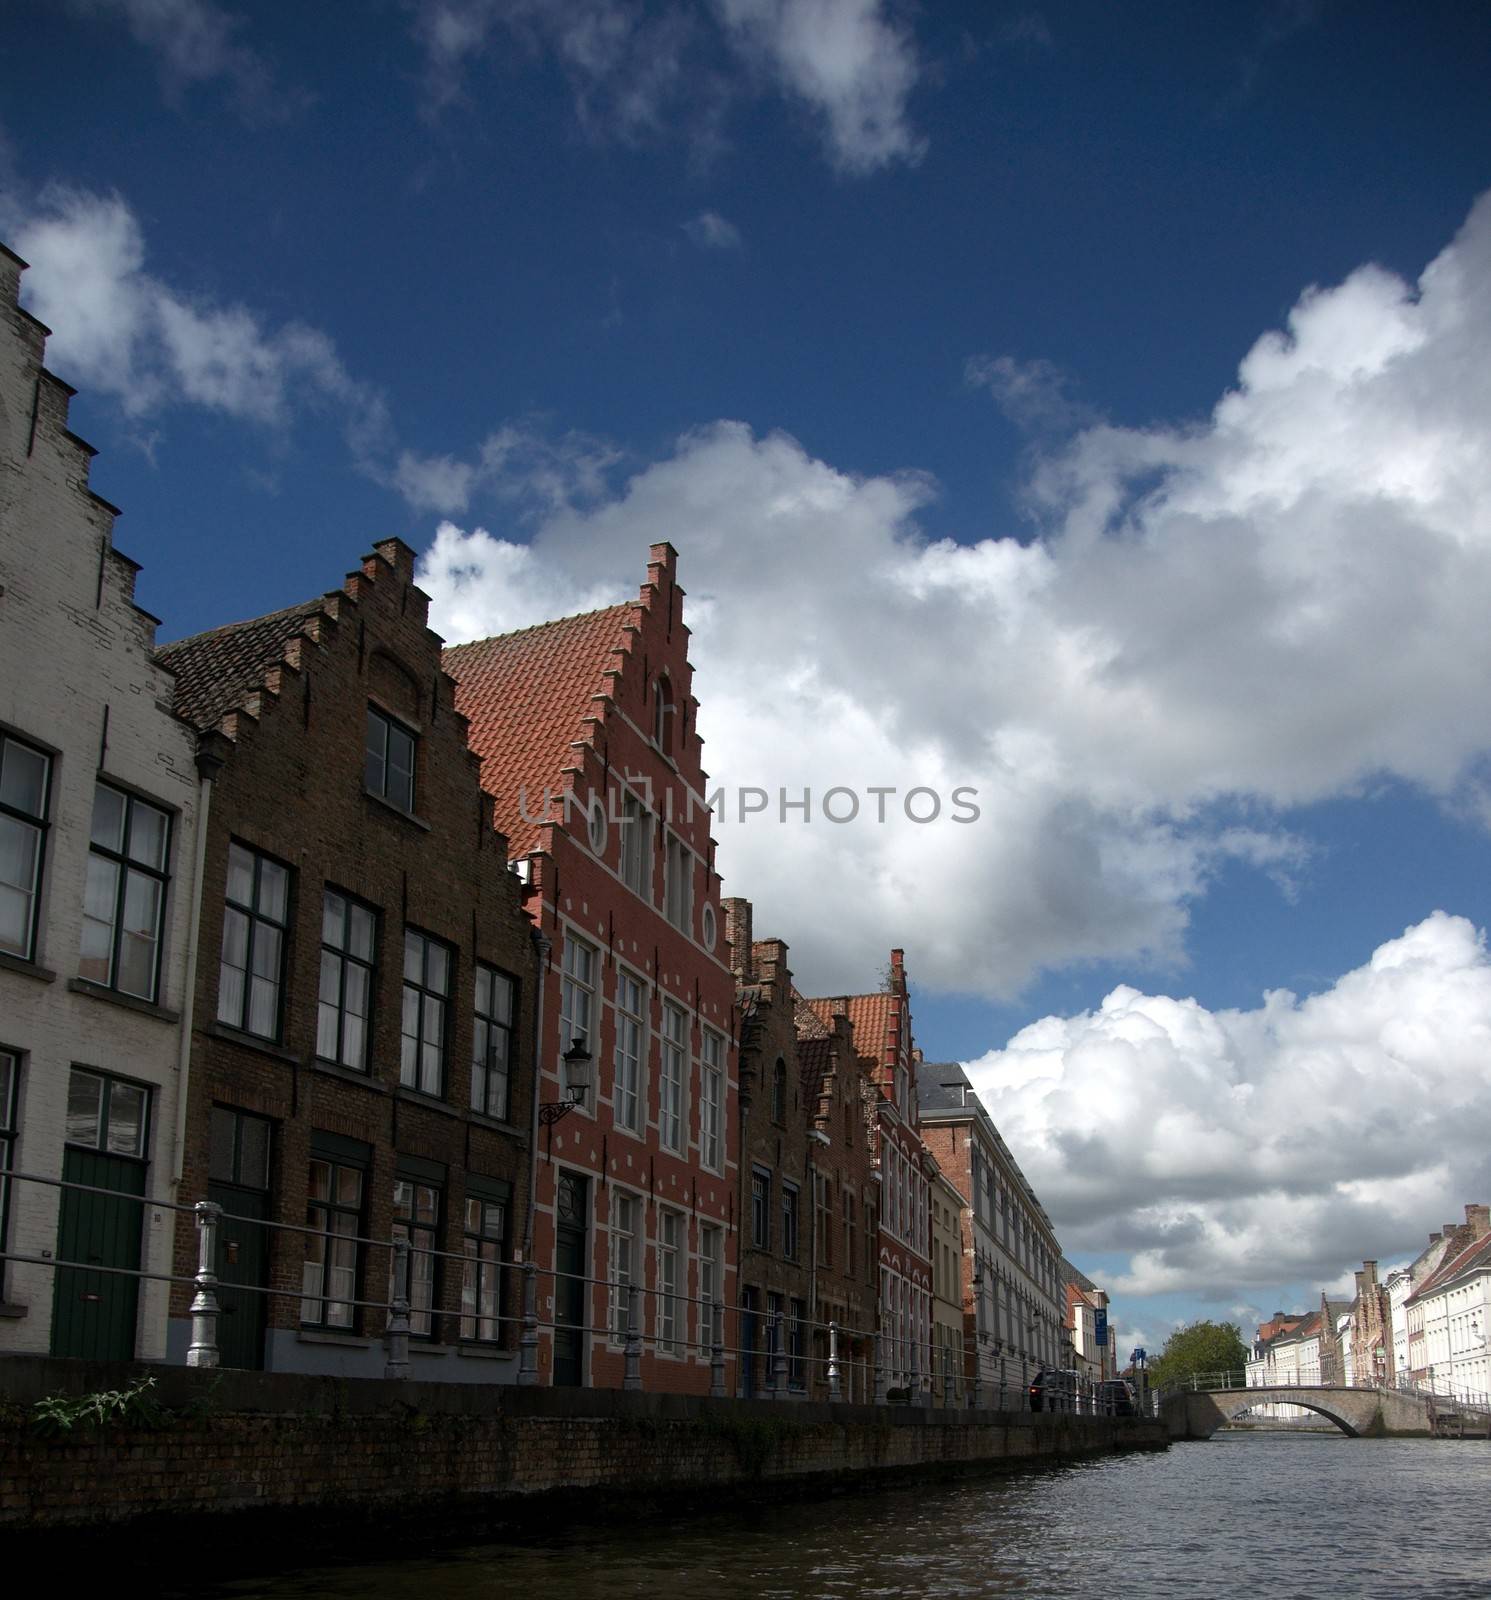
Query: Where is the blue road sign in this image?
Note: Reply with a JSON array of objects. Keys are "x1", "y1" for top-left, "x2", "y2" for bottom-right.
[{"x1": 1095, "y1": 1308, "x2": 1108, "y2": 1346}]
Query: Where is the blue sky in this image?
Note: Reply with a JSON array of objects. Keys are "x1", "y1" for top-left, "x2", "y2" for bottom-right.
[{"x1": 6, "y1": 0, "x2": 1491, "y2": 1359}]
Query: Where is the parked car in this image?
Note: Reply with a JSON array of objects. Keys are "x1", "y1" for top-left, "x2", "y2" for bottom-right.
[
  {"x1": 1096, "y1": 1379, "x2": 1137, "y2": 1416},
  {"x1": 1029, "y1": 1368, "x2": 1078, "y2": 1412}
]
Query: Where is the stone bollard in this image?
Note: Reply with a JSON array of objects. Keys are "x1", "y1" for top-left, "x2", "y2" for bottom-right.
[
  {"x1": 770, "y1": 1310, "x2": 788, "y2": 1398},
  {"x1": 624, "y1": 1283, "x2": 643, "y2": 1390},
  {"x1": 943, "y1": 1352, "x2": 954, "y2": 1408},
  {"x1": 874, "y1": 1333, "x2": 888, "y2": 1406},
  {"x1": 186, "y1": 1200, "x2": 223, "y2": 1369},
  {"x1": 384, "y1": 1235, "x2": 412, "y2": 1379},
  {"x1": 518, "y1": 1259, "x2": 539, "y2": 1386},
  {"x1": 710, "y1": 1301, "x2": 726, "y2": 1399},
  {"x1": 828, "y1": 1321, "x2": 841, "y2": 1403}
]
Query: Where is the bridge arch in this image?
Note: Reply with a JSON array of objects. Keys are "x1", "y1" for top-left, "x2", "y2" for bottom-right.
[
  {"x1": 1216, "y1": 1393, "x2": 1359, "y2": 1436},
  {"x1": 1163, "y1": 1385, "x2": 1395, "y2": 1441}
]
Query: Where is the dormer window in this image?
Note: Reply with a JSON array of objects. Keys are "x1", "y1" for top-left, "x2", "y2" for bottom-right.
[
  {"x1": 653, "y1": 675, "x2": 675, "y2": 755},
  {"x1": 367, "y1": 705, "x2": 416, "y2": 812}
]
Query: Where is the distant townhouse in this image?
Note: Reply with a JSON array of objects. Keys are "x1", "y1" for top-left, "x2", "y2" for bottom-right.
[
  {"x1": 803, "y1": 953, "x2": 933, "y2": 1399},
  {"x1": 1246, "y1": 1312, "x2": 1311, "y2": 1420},
  {"x1": 1403, "y1": 1203, "x2": 1490, "y2": 1397},
  {"x1": 1346, "y1": 1259, "x2": 1394, "y2": 1388},
  {"x1": 722, "y1": 901, "x2": 810, "y2": 1396},
  {"x1": 1062, "y1": 1259, "x2": 1115, "y2": 1384},
  {"x1": 0, "y1": 246, "x2": 203, "y2": 1363},
  {"x1": 930, "y1": 1164, "x2": 968, "y2": 1405},
  {"x1": 795, "y1": 992, "x2": 878, "y2": 1402},
  {"x1": 158, "y1": 538, "x2": 537, "y2": 1379},
  {"x1": 444, "y1": 546, "x2": 737, "y2": 1392},
  {"x1": 918, "y1": 1060, "x2": 1065, "y2": 1404}
]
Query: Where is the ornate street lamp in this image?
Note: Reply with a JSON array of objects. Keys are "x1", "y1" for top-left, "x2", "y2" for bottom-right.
[{"x1": 539, "y1": 1037, "x2": 593, "y2": 1126}]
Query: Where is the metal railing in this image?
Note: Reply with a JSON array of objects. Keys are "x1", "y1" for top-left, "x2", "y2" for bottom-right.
[
  {"x1": 0, "y1": 1167, "x2": 1143, "y2": 1413},
  {"x1": 1159, "y1": 1366, "x2": 1491, "y2": 1416}
]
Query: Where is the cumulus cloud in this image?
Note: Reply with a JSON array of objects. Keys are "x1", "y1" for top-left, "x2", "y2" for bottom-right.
[
  {"x1": 410, "y1": 0, "x2": 923, "y2": 172},
  {"x1": 416, "y1": 192, "x2": 1491, "y2": 1001},
  {"x1": 12, "y1": 184, "x2": 389, "y2": 456},
  {"x1": 965, "y1": 912, "x2": 1491, "y2": 1302},
  {"x1": 683, "y1": 209, "x2": 743, "y2": 249},
  {"x1": 67, "y1": 0, "x2": 299, "y2": 117}
]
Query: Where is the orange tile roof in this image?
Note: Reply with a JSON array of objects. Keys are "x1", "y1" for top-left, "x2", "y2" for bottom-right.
[
  {"x1": 443, "y1": 603, "x2": 636, "y2": 857},
  {"x1": 802, "y1": 993, "x2": 895, "y2": 1067}
]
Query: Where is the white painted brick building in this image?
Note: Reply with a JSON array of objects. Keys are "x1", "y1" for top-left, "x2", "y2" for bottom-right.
[{"x1": 0, "y1": 242, "x2": 206, "y2": 1360}]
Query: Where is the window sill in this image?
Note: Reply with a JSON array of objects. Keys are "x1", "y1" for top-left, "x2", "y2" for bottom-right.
[
  {"x1": 0, "y1": 1301, "x2": 28, "y2": 1320},
  {"x1": 466, "y1": 1108, "x2": 526, "y2": 1138},
  {"x1": 0, "y1": 950, "x2": 56, "y2": 983},
  {"x1": 364, "y1": 789, "x2": 431, "y2": 832},
  {"x1": 457, "y1": 1342, "x2": 516, "y2": 1362},
  {"x1": 67, "y1": 977, "x2": 180, "y2": 1024},
  {"x1": 297, "y1": 1329, "x2": 371, "y2": 1348},
  {"x1": 205, "y1": 1021, "x2": 302, "y2": 1065},
  {"x1": 311, "y1": 1058, "x2": 388, "y2": 1093},
  {"x1": 394, "y1": 1086, "x2": 459, "y2": 1119}
]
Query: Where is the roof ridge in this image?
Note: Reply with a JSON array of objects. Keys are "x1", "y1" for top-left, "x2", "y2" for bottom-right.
[
  {"x1": 443, "y1": 600, "x2": 636, "y2": 654},
  {"x1": 158, "y1": 596, "x2": 325, "y2": 654}
]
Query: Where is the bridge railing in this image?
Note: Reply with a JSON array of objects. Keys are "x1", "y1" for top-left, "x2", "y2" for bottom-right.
[{"x1": 1162, "y1": 1365, "x2": 1491, "y2": 1417}]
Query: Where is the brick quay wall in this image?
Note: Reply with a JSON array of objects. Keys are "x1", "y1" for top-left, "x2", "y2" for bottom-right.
[{"x1": 0, "y1": 1358, "x2": 1166, "y2": 1546}]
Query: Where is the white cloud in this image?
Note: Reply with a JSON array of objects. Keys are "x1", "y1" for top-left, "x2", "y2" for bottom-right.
[
  {"x1": 67, "y1": 0, "x2": 297, "y2": 117},
  {"x1": 683, "y1": 209, "x2": 743, "y2": 249},
  {"x1": 409, "y1": 0, "x2": 923, "y2": 172},
  {"x1": 965, "y1": 912, "x2": 1491, "y2": 1300},
  {"x1": 12, "y1": 184, "x2": 388, "y2": 451},
  {"x1": 966, "y1": 353, "x2": 1092, "y2": 432},
  {"x1": 416, "y1": 192, "x2": 1491, "y2": 1008},
  {"x1": 712, "y1": 0, "x2": 924, "y2": 172}
]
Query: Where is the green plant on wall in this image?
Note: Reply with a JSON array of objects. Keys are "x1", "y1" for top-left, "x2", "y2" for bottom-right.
[{"x1": 30, "y1": 1375, "x2": 169, "y2": 1436}]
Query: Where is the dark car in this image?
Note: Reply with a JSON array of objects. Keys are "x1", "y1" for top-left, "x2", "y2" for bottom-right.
[
  {"x1": 1096, "y1": 1378, "x2": 1137, "y2": 1416},
  {"x1": 1029, "y1": 1368, "x2": 1077, "y2": 1412}
]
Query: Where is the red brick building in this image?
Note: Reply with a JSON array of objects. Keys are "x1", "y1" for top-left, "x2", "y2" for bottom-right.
[
  {"x1": 445, "y1": 544, "x2": 737, "y2": 1391},
  {"x1": 803, "y1": 950, "x2": 932, "y2": 1398},
  {"x1": 160, "y1": 538, "x2": 538, "y2": 1380}
]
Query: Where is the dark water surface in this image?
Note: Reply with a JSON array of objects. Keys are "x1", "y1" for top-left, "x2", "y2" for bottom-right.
[{"x1": 221, "y1": 1434, "x2": 1491, "y2": 1599}]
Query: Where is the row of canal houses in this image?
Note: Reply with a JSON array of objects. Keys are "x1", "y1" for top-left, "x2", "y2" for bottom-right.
[{"x1": 0, "y1": 244, "x2": 1068, "y2": 1398}]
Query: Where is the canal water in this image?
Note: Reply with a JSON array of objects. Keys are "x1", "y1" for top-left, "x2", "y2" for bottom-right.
[{"x1": 218, "y1": 1433, "x2": 1490, "y2": 1599}]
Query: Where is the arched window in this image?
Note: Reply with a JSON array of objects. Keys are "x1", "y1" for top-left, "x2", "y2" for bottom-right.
[
  {"x1": 772, "y1": 1057, "x2": 787, "y2": 1123},
  {"x1": 653, "y1": 675, "x2": 675, "y2": 754}
]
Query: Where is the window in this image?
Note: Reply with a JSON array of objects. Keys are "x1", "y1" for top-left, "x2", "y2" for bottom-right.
[
  {"x1": 585, "y1": 795, "x2": 607, "y2": 856},
  {"x1": 658, "y1": 1208, "x2": 683, "y2": 1355},
  {"x1": 609, "y1": 1189, "x2": 640, "y2": 1338},
  {"x1": 816, "y1": 1174, "x2": 832, "y2": 1268},
  {"x1": 664, "y1": 835, "x2": 692, "y2": 934},
  {"x1": 472, "y1": 964, "x2": 516, "y2": 1121},
  {"x1": 65, "y1": 1067, "x2": 147, "y2": 1157},
  {"x1": 700, "y1": 1029, "x2": 723, "y2": 1172},
  {"x1": 208, "y1": 1106, "x2": 271, "y2": 1190},
  {"x1": 618, "y1": 791, "x2": 651, "y2": 900},
  {"x1": 865, "y1": 1203, "x2": 878, "y2": 1285},
  {"x1": 317, "y1": 890, "x2": 376, "y2": 1070},
  {"x1": 0, "y1": 1051, "x2": 16, "y2": 1266},
  {"x1": 365, "y1": 705, "x2": 415, "y2": 811},
  {"x1": 614, "y1": 970, "x2": 645, "y2": 1134},
  {"x1": 782, "y1": 1182, "x2": 799, "y2": 1261},
  {"x1": 80, "y1": 782, "x2": 170, "y2": 1001},
  {"x1": 843, "y1": 1191, "x2": 855, "y2": 1279},
  {"x1": 653, "y1": 675, "x2": 674, "y2": 754},
  {"x1": 698, "y1": 1221, "x2": 723, "y2": 1353},
  {"x1": 660, "y1": 1002, "x2": 686, "y2": 1152},
  {"x1": 303, "y1": 1153, "x2": 365, "y2": 1329},
  {"x1": 461, "y1": 1182, "x2": 508, "y2": 1343},
  {"x1": 751, "y1": 1167, "x2": 771, "y2": 1251},
  {"x1": 217, "y1": 842, "x2": 290, "y2": 1040},
  {"x1": 0, "y1": 733, "x2": 50, "y2": 962},
  {"x1": 771, "y1": 1057, "x2": 787, "y2": 1124},
  {"x1": 700, "y1": 902, "x2": 716, "y2": 952},
  {"x1": 560, "y1": 935, "x2": 595, "y2": 1052},
  {"x1": 401, "y1": 928, "x2": 452, "y2": 1096},
  {"x1": 393, "y1": 1175, "x2": 441, "y2": 1338}
]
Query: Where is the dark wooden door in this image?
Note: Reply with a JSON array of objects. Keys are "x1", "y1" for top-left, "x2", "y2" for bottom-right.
[
  {"x1": 553, "y1": 1172, "x2": 588, "y2": 1387},
  {"x1": 209, "y1": 1181, "x2": 268, "y2": 1370},
  {"x1": 51, "y1": 1147, "x2": 145, "y2": 1360}
]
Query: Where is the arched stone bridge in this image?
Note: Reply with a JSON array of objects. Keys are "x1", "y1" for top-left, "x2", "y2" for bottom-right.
[{"x1": 1162, "y1": 1384, "x2": 1465, "y2": 1440}]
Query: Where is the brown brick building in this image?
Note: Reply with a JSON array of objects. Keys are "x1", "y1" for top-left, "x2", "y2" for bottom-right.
[{"x1": 160, "y1": 539, "x2": 537, "y2": 1380}]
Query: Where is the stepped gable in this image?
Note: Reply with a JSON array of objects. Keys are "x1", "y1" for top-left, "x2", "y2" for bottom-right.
[
  {"x1": 442, "y1": 601, "x2": 636, "y2": 858},
  {"x1": 803, "y1": 992, "x2": 894, "y2": 1078}
]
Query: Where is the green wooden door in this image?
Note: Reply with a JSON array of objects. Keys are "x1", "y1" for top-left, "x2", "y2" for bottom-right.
[
  {"x1": 209, "y1": 1181, "x2": 268, "y2": 1370},
  {"x1": 553, "y1": 1172, "x2": 588, "y2": 1387},
  {"x1": 51, "y1": 1146, "x2": 146, "y2": 1360}
]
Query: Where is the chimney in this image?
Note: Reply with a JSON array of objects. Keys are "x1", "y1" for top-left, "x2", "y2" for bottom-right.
[
  {"x1": 1467, "y1": 1203, "x2": 1490, "y2": 1238},
  {"x1": 1362, "y1": 1260, "x2": 1378, "y2": 1288},
  {"x1": 722, "y1": 898, "x2": 753, "y2": 984},
  {"x1": 1429, "y1": 1232, "x2": 1442, "y2": 1245}
]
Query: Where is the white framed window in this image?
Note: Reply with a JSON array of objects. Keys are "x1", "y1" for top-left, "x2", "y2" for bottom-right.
[
  {"x1": 366, "y1": 704, "x2": 416, "y2": 811},
  {"x1": 664, "y1": 834, "x2": 692, "y2": 935},
  {"x1": 586, "y1": 794, "x2": 607, "y2": 856},
  {"x1": 614, "y1": 969, "x2": 646, "y2": 1134},
  {"x1": 618, "y1": 790, "x2": 651, "y2": 900},
  {"x1": 698, "y1": 1221, "x2": 723, "y2": 1353},
  {"x1": 0, "y1": 733, "x2": 51, "y2": 962},
  {"x1": 609, "y1": 1188, "x2": 640, "y2": 1338},
  {"x1": 700, "y1": 902, "x2": 716, "y2": 952},
  {"x1": 658, "y1": 1207, "x2": 683, "y2": 1355},
  {"x1": 560, "y1": 935, "x2": 596, "y2": 1053},
  {"x1": 80, "y1": 782, "x2": 171, "y2": 1001},
  {"x1": 660, "y1": 1001, "x2": 687, "y2": 1153},
  {"x1": 699, "y1": 1028, "x2": 723, "y2": 1172}
]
